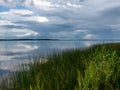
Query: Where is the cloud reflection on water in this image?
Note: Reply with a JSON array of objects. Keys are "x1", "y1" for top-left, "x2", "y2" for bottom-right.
[{"x1": 0, "y1": 40, "x2": 115, "y2": 73}]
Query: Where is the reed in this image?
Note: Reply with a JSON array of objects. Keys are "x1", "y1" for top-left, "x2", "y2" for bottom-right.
[{"x1": 0, "y1": 43, "x2": 120, "y2": 90}]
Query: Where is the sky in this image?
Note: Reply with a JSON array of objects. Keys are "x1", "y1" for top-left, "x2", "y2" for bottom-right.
[{"x1": 0, "y1": 0, "x2": 120, "y2": 39}]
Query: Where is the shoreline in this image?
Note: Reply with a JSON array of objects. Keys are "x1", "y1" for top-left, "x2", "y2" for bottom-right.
[{"x1": 0, "y1": 43, "x2": 120, "y2": 90}]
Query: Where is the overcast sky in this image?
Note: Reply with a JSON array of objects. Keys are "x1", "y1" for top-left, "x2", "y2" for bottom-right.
[{"x1": 0, "y1": 0, "x2": 120, "y2": 39}]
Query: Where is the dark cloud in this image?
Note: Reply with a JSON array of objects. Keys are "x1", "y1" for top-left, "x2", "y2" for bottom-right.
[
  {"x1": 0, "y1": 0, "x2": 120, "y2": 39},
  {"x1": 100, "y1": 6, "x2": 120, "y2": 17}
]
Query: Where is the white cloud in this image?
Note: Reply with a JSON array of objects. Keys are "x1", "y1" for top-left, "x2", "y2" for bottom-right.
[
  {"x1": 0, "y1": 0, "x2": 14, "y2": 7},
  {"x1": 66, "y1": 2, "x2": 84, "y2": 8},
  {"x1": 0, "y1": 9, "x2": 49, "y2": 23},
  {"x1": 0, "y1": 0, "x2": 85, "y2": 10},
  {"x1": 26, "y1": 16, "x2": 49, "y2": 23},
  {"x1": 25, "y1": 0, "x2": 54, "y2": 11},
  {"x1": 10, "y1": 9, "x2": 33, "y2": 15},
  {"x1": 0, "y1": 27, "x2": 39, "y2": 37},
  {"x1": 0, "y1": 20, "x2": 18, "y2": 26},
  {"x1": 0, "y1": 0, "x2": 120, "y2": 39},
  {"x1": 49, "y1": 29, "x2": 89, "y2": 39},
  {"x1": 83, "y1": 34, "x2": 99, "y2": 39},
  {"x1": 108, "y1": 24, "x2": 120, "y2": 31},
  {"x1": 10, "y1": 29, "x2": 39, "y2": 37},
  {"x1": 84, "y1": 34, "x2": 93, "y2": 38},
  {"x1": 75, "y1": 29, "x2": 89, "y2": 33}
]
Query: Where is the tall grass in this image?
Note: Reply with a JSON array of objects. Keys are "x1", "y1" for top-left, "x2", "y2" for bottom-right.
[{"x1": 0, "y1": 43, "x2": 120, "y2": 90}]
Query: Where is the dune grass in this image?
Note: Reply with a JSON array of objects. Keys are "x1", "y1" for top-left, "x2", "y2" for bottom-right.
[{"x1": 0, "y1": 43, "x2": 120, "y2": 90}]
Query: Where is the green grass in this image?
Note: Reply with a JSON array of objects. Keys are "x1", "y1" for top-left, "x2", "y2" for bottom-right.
[{"x1": 0, "y1": 43, "x2": 120, "y2": 90}]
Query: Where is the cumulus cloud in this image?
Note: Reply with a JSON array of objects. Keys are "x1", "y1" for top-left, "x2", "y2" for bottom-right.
[
  {"x1": 0, "y1": 9, "x2": 48, "y2": 38},
  {"x1": 0, "y1": 9, "x2": 49, "y2": 23},
  {"x1": 0, "y1": 27, "x2": 39, "y2": 38},
  {"x1": 83, "y1": 34, "x2": 99, "y2": 39},
  {"x1": 0, "y1": 20, "x2": 19, "y2": 26},
  {"x1": 49, "y1": 29, "x2": 90, "y2": 39},
  {"x1": 0, "y1": 0, "x2": 120, "y2": 39}
]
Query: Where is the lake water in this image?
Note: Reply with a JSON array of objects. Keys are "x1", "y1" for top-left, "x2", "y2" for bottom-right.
[{"x1": 0, "y1": 40, "x2": 119, "y2": 74}]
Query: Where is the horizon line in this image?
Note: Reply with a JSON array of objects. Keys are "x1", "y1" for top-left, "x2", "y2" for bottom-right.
[{"x1": 0, "y1": 38, "x2": 120, "y2": 41}]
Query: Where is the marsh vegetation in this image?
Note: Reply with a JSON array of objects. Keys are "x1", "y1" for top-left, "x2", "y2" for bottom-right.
[{"x1": 0, "y1": 43, "x2": 120, "y2": 90}]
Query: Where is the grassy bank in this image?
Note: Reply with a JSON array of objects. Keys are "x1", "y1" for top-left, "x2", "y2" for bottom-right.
[{"x1": 0, "y1": 43, "x2": 120, "y2": 90}]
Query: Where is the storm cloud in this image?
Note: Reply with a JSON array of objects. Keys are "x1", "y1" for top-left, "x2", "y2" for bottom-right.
[{"x1": 0, "y1": 0, "x2": 120, "y2": 39}]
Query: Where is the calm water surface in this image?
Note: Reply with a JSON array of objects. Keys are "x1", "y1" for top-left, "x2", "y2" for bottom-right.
[{"x1": 0, "y1": 40, "x2": 119, "y2": 74}]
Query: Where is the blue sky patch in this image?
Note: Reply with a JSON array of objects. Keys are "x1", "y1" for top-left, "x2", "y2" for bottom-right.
[
  {"x1": 0, "y1": 5, "x2": 9, "y2": 12},
  {"x1": 0, "y1": 0, "x2": 120, "y2": 39}
]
